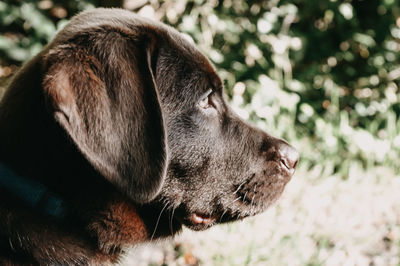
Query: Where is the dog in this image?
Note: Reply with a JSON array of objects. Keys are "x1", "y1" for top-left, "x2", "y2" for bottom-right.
[{"x1": 0, "y1": 8, "x2": 298, "y2": 265}]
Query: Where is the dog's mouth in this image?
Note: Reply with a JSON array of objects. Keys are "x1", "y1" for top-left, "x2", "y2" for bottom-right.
[
  {"x1": 184, "y1": 212, "x2": 218, "y2": 230},
  {"x1": 175, "y1": 204, "x2": 254, "y2": 231},
  {"x1": 189, "y1": 213, "x2": 217, "y2": 226},
  {"x1": 177, "y1": 207, "x2": 256, "y2": 231},
  {"x1": 170, "y1": 177, "x2": 290, "y2": 231},
  {"x1": 175, "y1": 212, "x2": 218, "y2": 231}
]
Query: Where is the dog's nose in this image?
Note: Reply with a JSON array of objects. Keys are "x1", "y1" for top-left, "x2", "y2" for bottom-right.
[{"x1": 277, "y1": 142, "x2": 299, "y2": 174}]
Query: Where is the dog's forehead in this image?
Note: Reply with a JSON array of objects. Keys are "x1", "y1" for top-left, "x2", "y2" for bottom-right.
[
  {"x1": 60, "y1": 8, "x2": 217, "y2": 74},
  {"x1": 161, "y1": 27, "x2": 217, "y2": 78}
]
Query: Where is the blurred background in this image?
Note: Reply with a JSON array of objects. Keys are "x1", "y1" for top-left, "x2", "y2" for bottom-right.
[{"x1": 1, "y1": 0, "x2": 399, "y2": 265}]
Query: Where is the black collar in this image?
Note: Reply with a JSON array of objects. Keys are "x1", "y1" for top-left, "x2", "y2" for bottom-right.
[{"x1": 0, "y1": 162, "x2": 66, "y2": 218}]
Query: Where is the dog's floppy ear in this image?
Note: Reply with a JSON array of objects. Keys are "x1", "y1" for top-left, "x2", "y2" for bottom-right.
[{"x1": 42, "y1": 30, "x2": 167, "y2": 203}]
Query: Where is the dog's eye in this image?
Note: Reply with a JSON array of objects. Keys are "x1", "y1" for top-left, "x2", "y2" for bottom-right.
[{"x1": 198, "y1": 89, "x2": 213, "y2": 109}]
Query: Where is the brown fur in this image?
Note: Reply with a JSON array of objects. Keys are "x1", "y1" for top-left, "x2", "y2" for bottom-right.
[{"x1": 0, "y1": 8, "x2": 298, "y2": 265}]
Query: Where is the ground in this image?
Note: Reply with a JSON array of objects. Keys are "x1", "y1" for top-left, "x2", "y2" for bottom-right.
[{"x1": 120, "y1": 165, "x2": 400, "y2": 266}]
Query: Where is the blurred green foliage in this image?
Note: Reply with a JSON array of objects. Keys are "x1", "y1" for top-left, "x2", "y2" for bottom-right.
[{"x1": 1, "y1": 0, "x2": 399, "y2": 177}]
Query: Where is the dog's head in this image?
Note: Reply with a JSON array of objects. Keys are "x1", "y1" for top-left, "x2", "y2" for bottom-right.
[
  {"x1": 42, "y1": 9, "x2": 298, "y2": 232},
  {"x1": 150, "y1": 30, "x2": 299, "y2": 231}
]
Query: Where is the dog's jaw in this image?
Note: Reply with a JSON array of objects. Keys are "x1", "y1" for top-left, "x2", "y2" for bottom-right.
[{"x1": 153, "y1": 157, "x2": 295, "y2": 233}]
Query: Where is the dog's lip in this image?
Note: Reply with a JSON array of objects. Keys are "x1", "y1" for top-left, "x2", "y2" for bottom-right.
[
  {"x1": 177, "y1": 212, "x2": 218, "y2": 230},
  {"x1": 189, "y1": 212, "x2": 217, "y2": 226}
]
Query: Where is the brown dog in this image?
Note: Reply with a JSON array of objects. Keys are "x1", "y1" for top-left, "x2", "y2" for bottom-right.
[{"x1": 0, "y1": 8, "x2": 298, "y2": 265}]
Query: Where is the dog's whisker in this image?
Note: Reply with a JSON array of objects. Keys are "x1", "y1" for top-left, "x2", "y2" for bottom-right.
[
  {"x1": 232, "y1": 180, "x2": 247, "y2": 195},
  {"x1": 224, "y1": 196, "x2": 242, "y2": 211},
  {"x1": 8, "y1": 238, "x2": 14, "y2": 251},
  {"x1": 219, "y1": 209, "x2": 227, "y2": 222},
  {"x1": 218, "y1": 197, "x2": 240, "y2": 222},
  {"x1": 243, "y1": 191, "x2": 248, "y2": 203},
  {"x1": 169, "y1": 206, "x2": 176, "y2": 235},
  {"x1": 250, "y1": 184, "x2": 257, "y2": 209},
  {"x1": 251, "y1": 195, "x2": 256, "y2": 207},
  {"x1": 232, "y1": 196, "x2": 242, "y2": 204},
  {"x1": 150, "y1": 203, "x2": 168, "y2": 241}
]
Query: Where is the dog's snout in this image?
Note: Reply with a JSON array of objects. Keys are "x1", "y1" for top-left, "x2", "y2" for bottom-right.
[
  {"x1": 260, "y1": 137, "x2": 299, "y2": 175},
  {"x1": 277, "y1": 142, "x2": 299, "y2": 173}
]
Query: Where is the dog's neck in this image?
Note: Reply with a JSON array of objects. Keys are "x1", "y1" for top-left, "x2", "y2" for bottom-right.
[{"x1": 0, "y1": 161, "x2": 66, "y2": 218}]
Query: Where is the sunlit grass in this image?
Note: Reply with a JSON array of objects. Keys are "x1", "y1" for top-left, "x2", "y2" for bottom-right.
[{"x1": 122, "y1": 166, "x2": 400, "y2": 266}]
